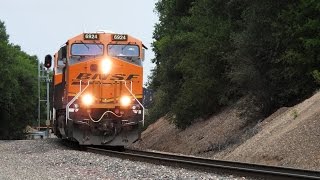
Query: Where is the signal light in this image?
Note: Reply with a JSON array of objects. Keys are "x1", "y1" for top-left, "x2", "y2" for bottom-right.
[{"x1": 44, "y1": 55, "x2": 52, "y2": 68}]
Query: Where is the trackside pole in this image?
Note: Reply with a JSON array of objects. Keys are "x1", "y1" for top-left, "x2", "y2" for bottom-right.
[
  {"x1": 46, "y1": 68, "x2": 50, "y2": 137},
  {"x1": 38, "y1": 61, "x2": 41, "y2": 130},
  {"x1": 38, "y1": 61, "x2": 50, "y2": 136}
]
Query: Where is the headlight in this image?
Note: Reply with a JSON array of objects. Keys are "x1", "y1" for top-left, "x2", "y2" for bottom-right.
[
  {"x1": 82, "y1": 94, "x2": 94, "y2": 106},
  {"x1": 120, "y1": 96, "x2": 131, "y2": 107},
  {"x1": 101, "y1": 58, "x2": 112, "y2": 74}
]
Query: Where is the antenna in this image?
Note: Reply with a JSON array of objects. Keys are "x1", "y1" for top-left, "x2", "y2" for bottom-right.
[
  {"x1": 83, "y1": 26, "x2": 87, "y2": 33},
  {"x1": 96, "y1": 29, "x2": 115, "y2": 33}
]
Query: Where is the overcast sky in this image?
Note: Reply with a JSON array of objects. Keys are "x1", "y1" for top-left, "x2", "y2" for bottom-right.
[{"x1": 0, "y1": 0, "x2": 158, "y2": 84}]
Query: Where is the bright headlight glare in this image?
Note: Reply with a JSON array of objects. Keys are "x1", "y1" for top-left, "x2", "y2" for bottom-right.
[
  {"x1": 120, "y1": 96, "x2": 131, "y2": 107},
  {"x1": 82, "y1": 94, "x2": 94, "y2": 106},
  {"x1": 101, "y1": 59, "x2": 112, "y2": 74}
]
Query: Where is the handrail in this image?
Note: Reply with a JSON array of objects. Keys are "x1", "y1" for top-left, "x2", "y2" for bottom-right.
[
  {"x1": 65, "y1": 80, "x2": 91, "y2": 125},
  {"x1": 117, "y1": 80, "x2": 145, "y2": 126}
]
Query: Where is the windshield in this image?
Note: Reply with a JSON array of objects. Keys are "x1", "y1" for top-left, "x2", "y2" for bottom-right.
[
  {"x1": 108, "y1": 44, "x2": 139, "y2": 57},
  {"x1": 71, "y1": 43, "x2": 104, "y2": 56}
]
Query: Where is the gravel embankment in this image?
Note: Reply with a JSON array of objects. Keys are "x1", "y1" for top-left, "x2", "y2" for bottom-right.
[
  {"x1": 0, "y1": 139, "x2": 250, "y2": 180},
  {"x1": 225, "y1": 92, "x2": 320, "y2": 170}
]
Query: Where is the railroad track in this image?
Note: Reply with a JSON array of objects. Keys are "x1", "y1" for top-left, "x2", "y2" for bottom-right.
[{"x1": 86, "y1": 147, "x2": 320, "y2": 180}]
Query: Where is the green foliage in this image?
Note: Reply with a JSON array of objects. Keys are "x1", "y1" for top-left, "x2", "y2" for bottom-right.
[
  {"x1": 149, "y1": 0, "x2": 233, "y2": 128},
  {"x1": 292, "y1": 109, "x2": 298, "y2": 120},
  {"x1": 149, "y1": 0, "x2": 320, "y2": 128},
  {"x1": 0, "y1": 20, "x2": 38, "y2": 139},
  {"x1": 144, "y1": 89, "x2": 170, "y2": 127},
  {"x1": 269, "y1": 0, "x2": 320, "y2": 106},
  {"x1": 312, "y1": 70, "x2": 320, "y2": 84}
]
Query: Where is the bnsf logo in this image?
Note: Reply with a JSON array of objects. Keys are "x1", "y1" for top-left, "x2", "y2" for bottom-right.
[{"x1": 71, "y1": 73, "x2": 139, "y2": 85}]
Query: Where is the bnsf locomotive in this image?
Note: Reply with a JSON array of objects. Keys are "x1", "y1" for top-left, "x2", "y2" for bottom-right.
[{"x1": 45, "y1": 32, "x2": 146, "y2": 146}]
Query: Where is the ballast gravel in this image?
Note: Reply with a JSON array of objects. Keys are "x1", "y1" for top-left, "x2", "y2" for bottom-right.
[{"x1": 0, "y1": 139, "x2": 251, "y2": 180}]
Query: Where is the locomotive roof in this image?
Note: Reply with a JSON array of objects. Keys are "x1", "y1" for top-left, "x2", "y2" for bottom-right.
[{"x1": 67, "y1": 32, "x2": 143, "y2": 44}]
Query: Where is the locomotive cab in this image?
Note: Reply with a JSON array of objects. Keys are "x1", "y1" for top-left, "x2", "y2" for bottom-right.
[{"x1": 49, "y1": 32, "x2": 145, "y2": 146}]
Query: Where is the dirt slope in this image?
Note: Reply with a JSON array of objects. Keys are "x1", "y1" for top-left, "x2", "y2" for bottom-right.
[
  {"x1": 132, "y1": 91, "x2": 320, "y2": 171},
  {"x1": 225, "y1": 92, "x2": 320, "y2": 170},
  {"x1": 133, "y1": 97, "x2": 259, "y2": 157}
]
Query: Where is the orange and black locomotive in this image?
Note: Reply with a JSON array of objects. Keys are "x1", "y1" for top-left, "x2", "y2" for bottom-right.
[{"x1": 45, "y1": 31, "x2": 146, "y2": 146}]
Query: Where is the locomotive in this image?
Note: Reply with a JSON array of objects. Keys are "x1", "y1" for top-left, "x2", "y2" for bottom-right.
[{"x1": 45, "y1": 31, "x2": 146, "y2": 146}]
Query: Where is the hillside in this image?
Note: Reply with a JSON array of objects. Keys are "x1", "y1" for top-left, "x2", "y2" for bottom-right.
[{"x1": 132, "y1": 91, "x2": 320, "y2": 171}]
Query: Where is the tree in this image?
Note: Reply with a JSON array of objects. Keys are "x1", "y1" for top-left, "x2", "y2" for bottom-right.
[
  {"x1": 0, "y1": 20, "x2": 38, "y2": 139},
  {"x1": 147, "y1": 0, "x2": 320, "y2": 128}
]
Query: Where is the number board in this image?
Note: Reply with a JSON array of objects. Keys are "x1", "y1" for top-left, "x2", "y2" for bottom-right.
[
  {"x1": 112, "y1": 34, "x2": 128, "y2": 41},
  {"x1": 84, "y1": 33, "x2": 99, "y2": 40}
]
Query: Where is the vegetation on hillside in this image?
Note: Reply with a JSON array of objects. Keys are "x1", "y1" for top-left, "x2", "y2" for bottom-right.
[
  {"x1": 148, "y1": 0, "x2": 320, "y2": 128},
  {"x1": 0, "y1": 21, "x2": 38, "y2": 139}
]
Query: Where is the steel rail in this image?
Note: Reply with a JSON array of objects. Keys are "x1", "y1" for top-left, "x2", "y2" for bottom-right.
[{"x1": 86, "y1": 147, "x2": 320, "y2": 180}]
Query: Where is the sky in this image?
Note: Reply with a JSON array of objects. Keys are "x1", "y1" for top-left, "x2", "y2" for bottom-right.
[{"x1": 0, "y1": 0, "x2": 159, "y2": 84}]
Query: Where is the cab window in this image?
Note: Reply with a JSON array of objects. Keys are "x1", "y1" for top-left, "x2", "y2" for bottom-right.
[
  {"x1": 70, "y1": 43, "x2": 104, "y2": 65},
  {"x1": 108, "y1": 44, "x2": 139, "y2": 57},
  {"x1": 71, "y1": 43, "x2": 104, "y2": 56},
  {"x1": 56, "y1": 59, "x2": 65, "y2": 74},
  {"x1": 107, "y1": 44, "x2": 141, "y2": 65}
]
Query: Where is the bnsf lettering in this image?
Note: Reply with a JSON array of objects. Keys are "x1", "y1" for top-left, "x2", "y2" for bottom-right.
[
  {"x1": 110, "y1": 74, "x2": 125, "y2": 81},
  {"x1": 126, "y1": 74, "x2": 139, "y2": 80},
  {"x1": 91, "y1": 73, "x2": 108, "y2": 80},
  {"x1": 76, "y1": 73, "x2": 91, "y2": 80},
  {"x1": 73, "y1": 73, "x2": 139, "y2": 82}
]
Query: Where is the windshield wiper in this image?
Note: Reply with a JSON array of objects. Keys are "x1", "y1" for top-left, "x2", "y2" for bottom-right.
[
  {"x1": 80, "y1": 40, "x2": 89, "y2": 50},
  {"x1": 121, "y1": 43, "x2": 131, "y2": 50},
  {"x1": 93, "y1": 40, "x2": 102, "y2": 50},
  {"x1": 109, "y1": 42, "x2": 118, "y2": 50}
]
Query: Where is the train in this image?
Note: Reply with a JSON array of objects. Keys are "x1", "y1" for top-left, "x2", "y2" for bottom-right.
[{"x1": 44, "y1": 31, "x2": 146, "y2": 146}]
